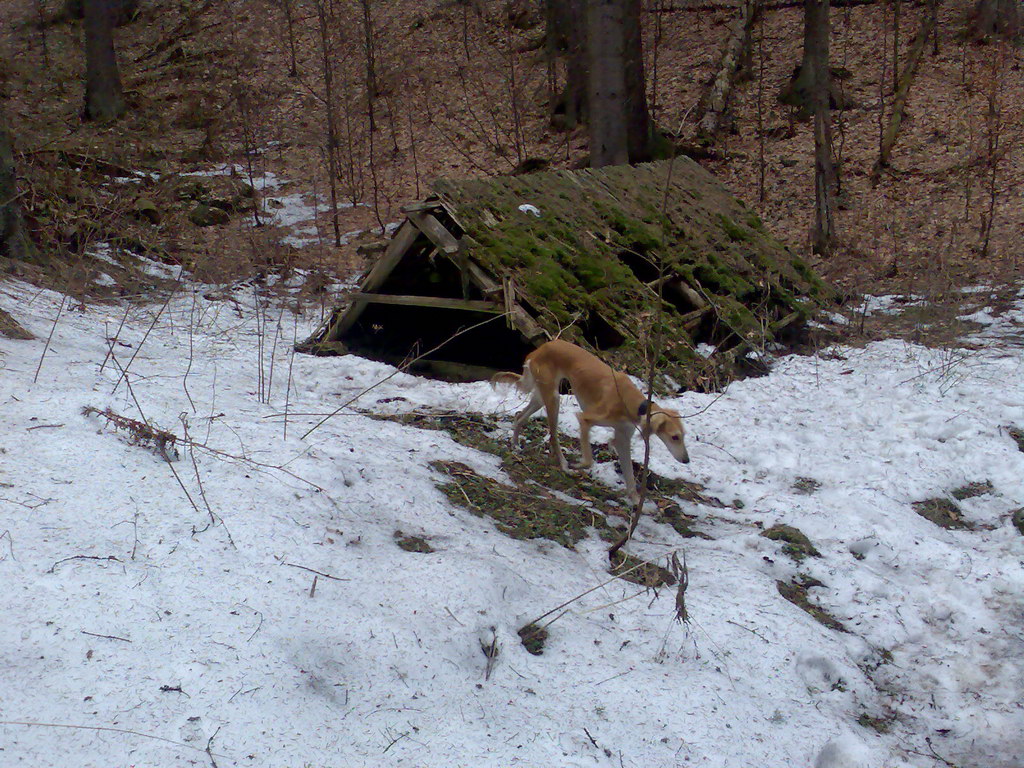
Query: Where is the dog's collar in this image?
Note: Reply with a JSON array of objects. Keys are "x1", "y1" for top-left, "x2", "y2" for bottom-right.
[{"x1": 637, "y1": 400, "x2": 654, "y2": 418}]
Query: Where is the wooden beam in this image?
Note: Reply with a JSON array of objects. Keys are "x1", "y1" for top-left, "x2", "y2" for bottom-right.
[
  {"x1": 350, "y1": 293, "x2": 504, "y2": 313},
  {"x1": 400, "y1": 199, "x2": 444, "y2": 214},
  {"x1": 407, "y1": 211, "x2": 460, "y2": 254},
  {"x1": 464, "y1": 261, "x2": 547, "y2": 341},
  {"x1": 326, "y1": 219, "x2": 422, "y2": 340}
]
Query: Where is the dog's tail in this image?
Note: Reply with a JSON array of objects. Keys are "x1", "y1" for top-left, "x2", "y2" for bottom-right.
[
  {"x1": 491, "y1": 370, "x2": 524, "y2": 391},
  {"x1": 490, "y1": 362, "x2": 533, "y2": 394}
]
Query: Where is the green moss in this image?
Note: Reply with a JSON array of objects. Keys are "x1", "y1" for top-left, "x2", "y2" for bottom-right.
[
  {"x1": 777, "y1": 577, "x2": 847, "y2": 633},
  {"x1": 912, "y1": 497, "x2": 972, "y2": 530},
  {"x1": 762, "y1": 524, "x2": 820, "y2": 561},
  {"x1": 718, "y1": 213, "x2": 753, "y2": 243}
]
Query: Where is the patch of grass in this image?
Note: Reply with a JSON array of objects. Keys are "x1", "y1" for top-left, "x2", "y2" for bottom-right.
[
  {"x1": 1007, "y1": 427, "x2": 1024, "y2": 453},
  {"x1": 1010, "y1": 508, "x2": 1024, "y2": 536},
  {"x1": 0, "y1": 308, "x2": 33, "y2": 340},
  {"x1": 912, "y1": 497, "x2": 973, "y2": 530},
  {"x1": 776, "y1": 576, "x2": 847, "y2": 633},
  {"x1": 376, "y1": 410, "x2": 722, "y2": 548},
  {"x1": 518, "y1": 623, "x2": 548, "y2": 655},
  {"x1": 655, "y1": 500, "x2": 713, "y2": 539},
  {"x1": 857, "y1": 712, "x2": 895, "y2": 734},
  {"x1": 792, "y1": 477, "x2": 822, "y2": 495},
  {"x1": 394, "y1": 530, "x2": 434, "y2": 553},
  {"x1": 431, "y1": 460, "x2": 608, "y2": 548},
  {"x1": 609, "y1": 551, "x2": 677, "y2": 587},
  {"x1": 762, "y1": 524, "x2": 820, "y2": 561},
  {"x1": 951, "y1": 480, "x2": 993, "y2": 500}
]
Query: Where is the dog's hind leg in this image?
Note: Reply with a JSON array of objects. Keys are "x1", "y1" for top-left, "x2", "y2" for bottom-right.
[
  {"x1": 612, "y1": 425, "x2": 639, "y2": 503},
  {"x1": 576, "y1": 412, "x2": 595, "y2": 468},
  {"x1": 511, "y1": 391, "x2": 544, "y2": 448},
  {"x1": 540, "y1": 386, "x2": 569, "y2": 471}
]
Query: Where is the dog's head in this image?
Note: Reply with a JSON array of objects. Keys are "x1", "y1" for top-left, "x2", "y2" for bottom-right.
[{"x1": 646, "y1": 408, "x2": 690, "y2": 464}]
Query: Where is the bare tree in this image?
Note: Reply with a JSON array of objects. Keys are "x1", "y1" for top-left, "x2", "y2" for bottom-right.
[
  {"x1": 974, "y1": 0, "x2": 1020, "y2": 40},
  {"x1": 621, "y1": 0, "x2": 652, "y2": 162},
  {"x1": 359, "y1": 0, "x2": 379, "y2": 132},
  {"x1": 82, "y1": 0, "x2": 126, "y2": 121},
  {"x1": 806, "y1": 0, "x2": 836, "y2": 254},
  {"x1": 587, "y1": 0, "x2": 652, "y2": 167},
  {"x1": 311, "y1": 0, "x2": 343, "y2": 246},
  {"x1": 587, "y1": 0, "x2": 629, "y2": 166},
  {"x1": 0, "y1": 119, "x2": 35, "y2": 261},
  {"x1": 546, "y1": 0, "x2": 589, "y2": 131}
]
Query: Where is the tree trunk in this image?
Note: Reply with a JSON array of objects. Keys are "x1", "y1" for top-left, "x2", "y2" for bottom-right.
[
  {"x1": 621, "y1": 0, "x2": 652, "y2": 162},
  {"x1": 82, "y1": 0, "x2": 126, "y2": 121},
  {"x1": 360, "y1": 0, "x2": 378, "y2": 133},
  {"x1": 807, "y1": 0, "x2": 836, "y2": 254},
  {"x1": 587, "y1": 0, "x2": 629, "y2": 167},
  {"x1": 974, "y1": 0, "x2": 1020, "y2": 40},
  {"x1": 546, "y1": 0, "x2": 589, "y2": 130},
  {"x1": 65, "y1": 0, "x2": 139, "y2": 25},
  {"x1": 872, "y1": 9, "x2": 937, "y2": 178},
  {"x1": 0, "y1": 122, "x2": 35, "y2": 262},
  {"x1": 314, "y1": 0, "x2": 342, "y2": 247},
  {"x1": 696, "y1": 0, "x2": 760, "y2": 138}
]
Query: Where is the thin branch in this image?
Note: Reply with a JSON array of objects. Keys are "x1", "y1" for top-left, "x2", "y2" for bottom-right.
[{"x1": 301, "y1": 312, "x2": 510, "y2": 440}]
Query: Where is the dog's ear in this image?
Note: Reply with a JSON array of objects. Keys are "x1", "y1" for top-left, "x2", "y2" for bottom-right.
[{"x1": 653, "y1": 410, "x2": 684, "y2": 436}]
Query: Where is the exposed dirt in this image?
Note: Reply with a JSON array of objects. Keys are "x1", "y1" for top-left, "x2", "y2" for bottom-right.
[
  {"x1": 2, "y1": 0, "x2": 1021, "y2": 300},
  {"x1": 777, "y1": 576, "x2": 848, "y2": 633},
  {"x1": 911, "y1": 496, "x2": 972, "y2": 529}
]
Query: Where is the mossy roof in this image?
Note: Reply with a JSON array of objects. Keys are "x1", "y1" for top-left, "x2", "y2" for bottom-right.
[{"x1": 430, "y1": 160, "x2": 830, "y2": 388}]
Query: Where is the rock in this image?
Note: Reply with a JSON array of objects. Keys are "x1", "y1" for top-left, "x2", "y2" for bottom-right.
[
  {"x1": 189, "y1": 203, "x2": 229, "y2": 227},
  {"x1": 1011, "y1": 508, "x2": 1024, "y2": 536},
  {"x1": 356, "y1": 241, "x2": 388, "y2": 257},
  {"x1": 175, "y1": 179, "x2": 209, "y2": 202},
  {"x1": 762, "y1": 524, "x2": 820, "y2": 560},
  {"x1": 133, "y1": 198, "x2": 161, "y2": 225}
]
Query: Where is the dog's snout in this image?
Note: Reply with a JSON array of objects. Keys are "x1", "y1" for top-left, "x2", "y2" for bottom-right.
[{"x1": 680, "y1": 454, "x2": 691, "y2": 464}]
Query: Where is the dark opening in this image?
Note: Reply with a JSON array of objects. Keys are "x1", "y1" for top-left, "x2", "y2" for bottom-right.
[
  {"x1": 344, "y1": 303, "x2": 535, "y2": 380},
  {"x1": 580, "y1": 310, "x2": 625, "y2": 350},
  {"x1": 376, "y1": 245, "x2": 479, "y2": 300},
  {"x1": 617, "y1": 248, "x2": 661, "y2": 283}
]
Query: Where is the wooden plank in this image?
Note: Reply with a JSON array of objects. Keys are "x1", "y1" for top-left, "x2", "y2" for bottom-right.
[
  {"x1": 361, "y1": 219, "x2": 421, "y2": 292},
  {"x1": 327, "y1": 219, "x2": 422, "y2": 340},
  {"x1": 400, "y1": 199, "x2": 444, "y2": 214},
  {"x1": 350, "y1": 293, "x2": 503, "y2": 313},
  {"x1": 463, "y1": 261, "x2": 547, "y2": 341},
  {"x1": 407, "y1": 211, "x2": 460, "y2": 254},
  {"x1": 465, "y1": 261, "x2": 503, "y2": 294}
]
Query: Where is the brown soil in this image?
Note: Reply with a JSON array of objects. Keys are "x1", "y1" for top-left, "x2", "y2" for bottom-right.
[{"x1": 1, "y1": 0, "x2": 1021, "y2": 300}]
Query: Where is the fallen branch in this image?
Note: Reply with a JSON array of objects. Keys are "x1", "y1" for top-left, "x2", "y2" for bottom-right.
[
  {"x1": 301, "y1": 312, "x2": 510, "y2": 440},
  {"x1": 47, "y1": 554, "x2": 122, "y2": 574},
  {"x1": 871, "y1": 9, "x2": 937, "y2": 180},
  {"x1": 695, "y1": 0, "x2": 760, "y2": 138},
  {"x1": 283, "y1": 562, "x2": 350, "y2": 581},
  {"x1": 83, "y1": 406, "x2": 179, "y2": 461},
  {"x1": 80, "y1": 630, "x2": 131, "y2": 643},
  {"x1": 0, "y1": 721, "x2": 229, "y2": 758}
]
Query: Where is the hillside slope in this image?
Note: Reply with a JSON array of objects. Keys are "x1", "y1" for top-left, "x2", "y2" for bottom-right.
[{"x1": 1, "y1": 273, "x2": 1022, "y2": 766}]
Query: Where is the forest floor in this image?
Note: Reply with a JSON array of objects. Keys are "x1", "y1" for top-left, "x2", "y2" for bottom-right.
[{"x1": 1, "y1": 0, "x2": 1021, "y2": 303}]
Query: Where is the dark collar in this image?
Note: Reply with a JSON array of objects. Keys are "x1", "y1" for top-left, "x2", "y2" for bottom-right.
[{"x1": 637, "y1": 400, "x2": 653, "y2": 418}]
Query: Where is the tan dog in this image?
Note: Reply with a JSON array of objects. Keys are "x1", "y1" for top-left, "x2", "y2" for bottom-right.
[{"x1": 493, "y1": 339, "x2": 689, "y2": 503}]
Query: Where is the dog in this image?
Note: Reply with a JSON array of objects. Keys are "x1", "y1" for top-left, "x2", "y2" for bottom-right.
[{"x1": 493, "y1": 339, "x2": 689, "y2": 503}]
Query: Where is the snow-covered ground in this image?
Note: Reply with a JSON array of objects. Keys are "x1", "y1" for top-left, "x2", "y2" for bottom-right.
[{"x1": 1, "y1": 279, "x2": 1022, "y2": 768}]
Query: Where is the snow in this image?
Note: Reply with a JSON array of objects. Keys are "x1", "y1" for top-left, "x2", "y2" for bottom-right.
[{"x1": 1, "y1": 278, "x2": 1023, "y2": 768}]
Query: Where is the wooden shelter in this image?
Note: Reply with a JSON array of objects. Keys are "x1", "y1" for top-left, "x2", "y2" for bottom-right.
[{"x1": 299, "y1": 159, "x2": 832, "y2": 391}]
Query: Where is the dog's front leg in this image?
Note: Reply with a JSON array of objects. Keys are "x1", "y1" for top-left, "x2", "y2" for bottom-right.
[
  {"x1": 576, "y1": 413, "x2": 594, "y2": 468},
  {"x1": 542, "y1": 395, "x2": 569, "y2": 471},
  {"x1": 612, "y1": 426, "x2": 639, "y2": 503},
  {"x1": 511, "y1": 391, "x2": 544, "y2": 450}
]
